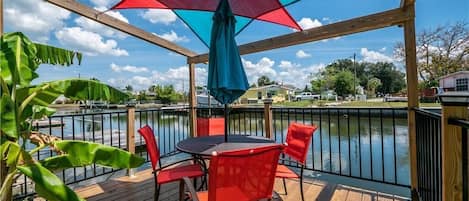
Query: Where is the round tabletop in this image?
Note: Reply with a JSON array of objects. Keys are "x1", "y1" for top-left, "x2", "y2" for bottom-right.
[{"x1": 176, "y1": 135, "x2": 278, "y2": 156}]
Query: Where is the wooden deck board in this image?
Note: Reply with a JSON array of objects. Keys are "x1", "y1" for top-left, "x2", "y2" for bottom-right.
[{"x1": 34, "y1": 166, "x2": 408, "y2": 201}]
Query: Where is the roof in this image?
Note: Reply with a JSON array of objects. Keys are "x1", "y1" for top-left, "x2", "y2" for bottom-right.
[
  {"x1": 438, "y1": 71, "x2": 469, "y2": 80},
  {"x1": 250, "y1": 84, "x2": 296, "y2": 91}
]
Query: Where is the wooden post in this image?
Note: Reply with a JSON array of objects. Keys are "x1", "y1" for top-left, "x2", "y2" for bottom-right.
[
  {"x1": 263, "y1": 98, "x2": 273, "y2": 139},
  {"x1": 403, "y1": 4, "x2": 419, "y2": 198},
  {"x1": 441, "y1": 105, "x2": 467, "y2": 201},
  {"x1": 188, "y1": 63, "x2": 197, "y2": 137},
  {"x1": 126, "y1": 106, "x2": 136, "y2": 177}
]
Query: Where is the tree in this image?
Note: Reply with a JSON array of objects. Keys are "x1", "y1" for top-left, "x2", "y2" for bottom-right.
[
  {"x1": 395, "y1": 22, "x2": 469, "y2": 84},
  {"x1": 125, "y1": 85, "x2": 133, "y2": 92},
  {"x1": 0, "y1": 32, "x2": 143, "y2": 201},
  {"x1": 367, "y1": 62, "x2": 406, "y2": 94},
  {"x1": 334, "y1": 70, "x2": 355, "y2": 97},
  {"x1": 257, "y1": 75, "x2": 274, "y2": 86},
  {"x1": 303, "y1": 85, "x2": 310, "y2": 92},
  {"x1": 367, "y1": 77, "x2": 382, "y2": 96},
  {"x1": 152, "y1": 85, "x2": 183, "y2": 104}
]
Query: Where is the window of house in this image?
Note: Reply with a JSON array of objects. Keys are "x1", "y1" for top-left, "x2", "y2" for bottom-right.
[{"x1": 456, "y1": 78, "x2": 468, "y2": 91}]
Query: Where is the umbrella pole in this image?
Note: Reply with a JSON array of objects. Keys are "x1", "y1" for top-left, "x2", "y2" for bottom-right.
[{"x1": 224, "y1": 104, "x2": 229, "y2": 142}]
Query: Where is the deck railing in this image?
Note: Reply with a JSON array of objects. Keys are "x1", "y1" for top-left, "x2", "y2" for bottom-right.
[
  {"x1": 14, "y1": 106, "x2": 411, "y2": 199},
  {"x1": 414, "y1": 108, "x2": 442, "y2": 201},
  {"x1": 199, "y1": 107, "x2": 411, "y2": 187},
  {"x1": 13, "y1": 107, "x2": 190, "y2": 200}
]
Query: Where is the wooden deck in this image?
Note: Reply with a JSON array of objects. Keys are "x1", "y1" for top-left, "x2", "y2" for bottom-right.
[{"x1": 70, "y1": 168, "x2": 409, "y2": 201}]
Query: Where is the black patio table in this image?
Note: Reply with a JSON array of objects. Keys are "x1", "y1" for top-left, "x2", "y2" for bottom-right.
[{"x1": 176, "y1": 135, "x2": 278, "y2": 156}]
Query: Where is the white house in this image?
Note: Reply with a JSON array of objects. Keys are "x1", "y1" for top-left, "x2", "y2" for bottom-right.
[{"x1": 439, "y1": 71, "x2": 469, "y2": 91}]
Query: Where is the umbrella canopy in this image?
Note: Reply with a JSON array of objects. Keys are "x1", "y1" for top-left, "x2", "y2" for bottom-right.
[
  {"x1": 207, "y1": 0, "x2": 248, "y2": 104},
  {"x1": 111, "y1": 0, "x2": 302, "y2": 47}
]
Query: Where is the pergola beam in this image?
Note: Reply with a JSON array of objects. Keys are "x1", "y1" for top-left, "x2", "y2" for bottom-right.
[
  {"x1": 188, "y1": 7, "x2": 413, "y2": 64},
  {"x1": 401, "y1": 0, "x2": 415, "y2": 8},
  {"x1": 45, "y1": 0, "x2": 197, "y2": 57}
]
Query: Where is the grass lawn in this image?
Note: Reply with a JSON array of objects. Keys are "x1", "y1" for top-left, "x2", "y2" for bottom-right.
[
  {"x1": 272, "y1": 100, "x2": 441, "y2": 108},
  {"x1": 339, "y1": 101, "x2": 441, "y2": 107},
  {"x1": 273, "y1": 100, "x2": 333, "y2": 107}
]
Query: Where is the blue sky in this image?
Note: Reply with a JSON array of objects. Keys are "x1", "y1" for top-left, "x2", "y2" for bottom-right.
[{"x1": 4, "y1": 0, "x2": 469, "y2": 91}]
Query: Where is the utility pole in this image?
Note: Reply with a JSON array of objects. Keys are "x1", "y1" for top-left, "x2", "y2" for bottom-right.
[{"x1": 353, "y1": 53, "x2": 356, "y2": 100}]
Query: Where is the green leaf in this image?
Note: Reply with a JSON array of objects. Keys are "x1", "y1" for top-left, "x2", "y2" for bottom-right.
[
  {"x1": 17, "y1": 162, "x2": 85, "y2": 201},
  {"x1": 16, "y1": 79, "x2": 129, "y2": 106},
  {"x1": 41, "y1": 140, "x2": 144, "y2": 171},
  {"x1": 34, "y1": 43, "x2": 82, "y2": 66},
  {"x1": 49, "y1": 79, "x2": 129, "y2": 103},
  {"x1": 0, "y1": 32, "x2": 39, "y2": 87},
  {"x1": 4, "y1": 142, "x2": 20, "y2": 166},
  {"x1": 0, "y1": 140, "x2": 20, "y2": 166},
  {"x1": 32, "y1": 105, "x2": 56, "y2": 119},
  {"x1": 0, "y1": 95, "x2": 18, "y2": 139}
]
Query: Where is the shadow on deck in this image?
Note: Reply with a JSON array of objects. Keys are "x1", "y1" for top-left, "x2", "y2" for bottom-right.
[{"x1": 69, "y1": 167, "x2": 409, "y2": 201}]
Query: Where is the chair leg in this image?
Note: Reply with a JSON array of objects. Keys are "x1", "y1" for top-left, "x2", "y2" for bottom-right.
[
  {"x1": 155, "y1": 184, "x2": 160, "y2": 201},
  {"x1": 179, "y1": 180, "x2": 185, "y2": 201},
  {"x1": 299, "y1": 167, "x2": 305, "y2": 201},
  {"x1": 282, "y1": 178, "x2": 288, "y2": 195}
]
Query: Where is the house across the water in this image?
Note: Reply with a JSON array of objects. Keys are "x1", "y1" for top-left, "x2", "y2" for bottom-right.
[
  {"x1": 439, "y1": 71, "x2": 469, "y2": 91},
  {"x1": 239, "y1": 84, "x2": 297, "y2": 104}
]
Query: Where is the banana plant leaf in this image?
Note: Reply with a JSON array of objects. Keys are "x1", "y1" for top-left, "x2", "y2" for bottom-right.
[
  {"x1": 0, "y1": 32, "x2": 82, "y2": 88},
  {"x1": 31, "y1": 105, "x2": 56, "y2": 120},
  {"x1": 34, "y1": 43, "x2": 82, "y2": 66},
  {"x1": 41, "y1": 140, "x2": 145, "y2": 171},
  {"x1": 0, "y1": 141, "x2": 20, "y2": 166},
  {"x1": 0, "y1": 95, "x2": 18, "y2": 139},
  {"x1": 17, "y1": 162, "x2": 84, "y2": 201},
  {"x1": 0, "y1": 32, "x2": 38, "y2": 87},
  {"x1": 16, "y1": 79, "x2": 129, "y2": 107}
]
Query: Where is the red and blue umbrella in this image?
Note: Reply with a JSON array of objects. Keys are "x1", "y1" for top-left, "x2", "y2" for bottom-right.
[
  {"x1": 110, "y1": 0, "x2": 302, "y2": 140},
  {"x1": 111, "y1": 0, "x2": 302, "y2": 47}
]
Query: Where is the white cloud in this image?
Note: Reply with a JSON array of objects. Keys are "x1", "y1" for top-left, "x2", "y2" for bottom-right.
[
  {"x1": 277, "y1": 62, "x2": 325, "y2": 88},
  {"x1": 110, "y1": 63, "x2": 149, "y2": 73},
  {"x1": 242, "y1": 57, "x2": 277, "y2": 84},
  {"x1": 4, "y1": 0, "x2": 70, "y2": 42},
  {"x1": 154, "y1": 31, "x2": 189, "y2": 42},
  {"x1": 55, "y1": 27, "x2": 129, "y2": 56},
  {"x1": 279, "y1": 60, "x2": 300, "y2": 69},
  {"x1": 90, "y1": 0, "x2": 119, "y2": 7},
  {"x1": 380, "y1": 47, "x2": 387, "y2": 52},
  {"x1": 296, "y1": 50, "x2": 312, "y2": 58},
  {"x1": 297, "y1": 18, "x2": 322, "y2": 30},
  {"x1": 75, "y1": 7, "x2": 129, "y2": 39},
  {"x1": 141, "y1": 10, "x2": 177, "y2": 25},
  {"x1": 360, "y1": 48, "x2": 394, "y2": 63}
]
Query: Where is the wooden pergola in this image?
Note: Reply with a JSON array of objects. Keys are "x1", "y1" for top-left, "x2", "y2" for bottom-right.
[{"x1": 0, "y1": 0, "x2": 421, "y2": 199}]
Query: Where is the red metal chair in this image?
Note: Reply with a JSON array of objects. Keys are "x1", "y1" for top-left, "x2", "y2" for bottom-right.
[
  {"x1": 182, "y1": 144, "x2": 284, "y2": 201},
  {"x1": 276, "y1": 122, "x2": 317, "y2": 201},
  {"x1": 197, "y1": 117, "x2": 225, "y2": 137},
  {"x1": 138, "y1": 125, "x2": 205, "y2": 201}
]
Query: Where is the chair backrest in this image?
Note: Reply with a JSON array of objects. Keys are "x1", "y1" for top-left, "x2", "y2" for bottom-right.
[
  {"x1": 208, "y1": 145, "x2": 283, "y2": 201},
  {"x1": 284, "y1": 122, "x2": 317, "y2": 165},
  {"x1": 197, "y1": 117, "x2": 225, "y2": 137},
  {"x1": 137, "y1": 125, "x2": 160, "y2": 170}
]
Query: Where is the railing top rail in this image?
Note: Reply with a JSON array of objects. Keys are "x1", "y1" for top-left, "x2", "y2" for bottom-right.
[
  {"x1": 271, "y1": 106, "x2": 408, "y2": 110},
  {"x1": 49, "y1": 107, "x2": 190, "y2": 118},
  {"x1": 413, "y1": 107, "x2": 441, "y2": 118},
  {"x1": 448, "y1": 118, "x2": 469, "y2": 129},
  {"x1": 51, "y1": 110, "x2": 128, "y2": 117}
]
